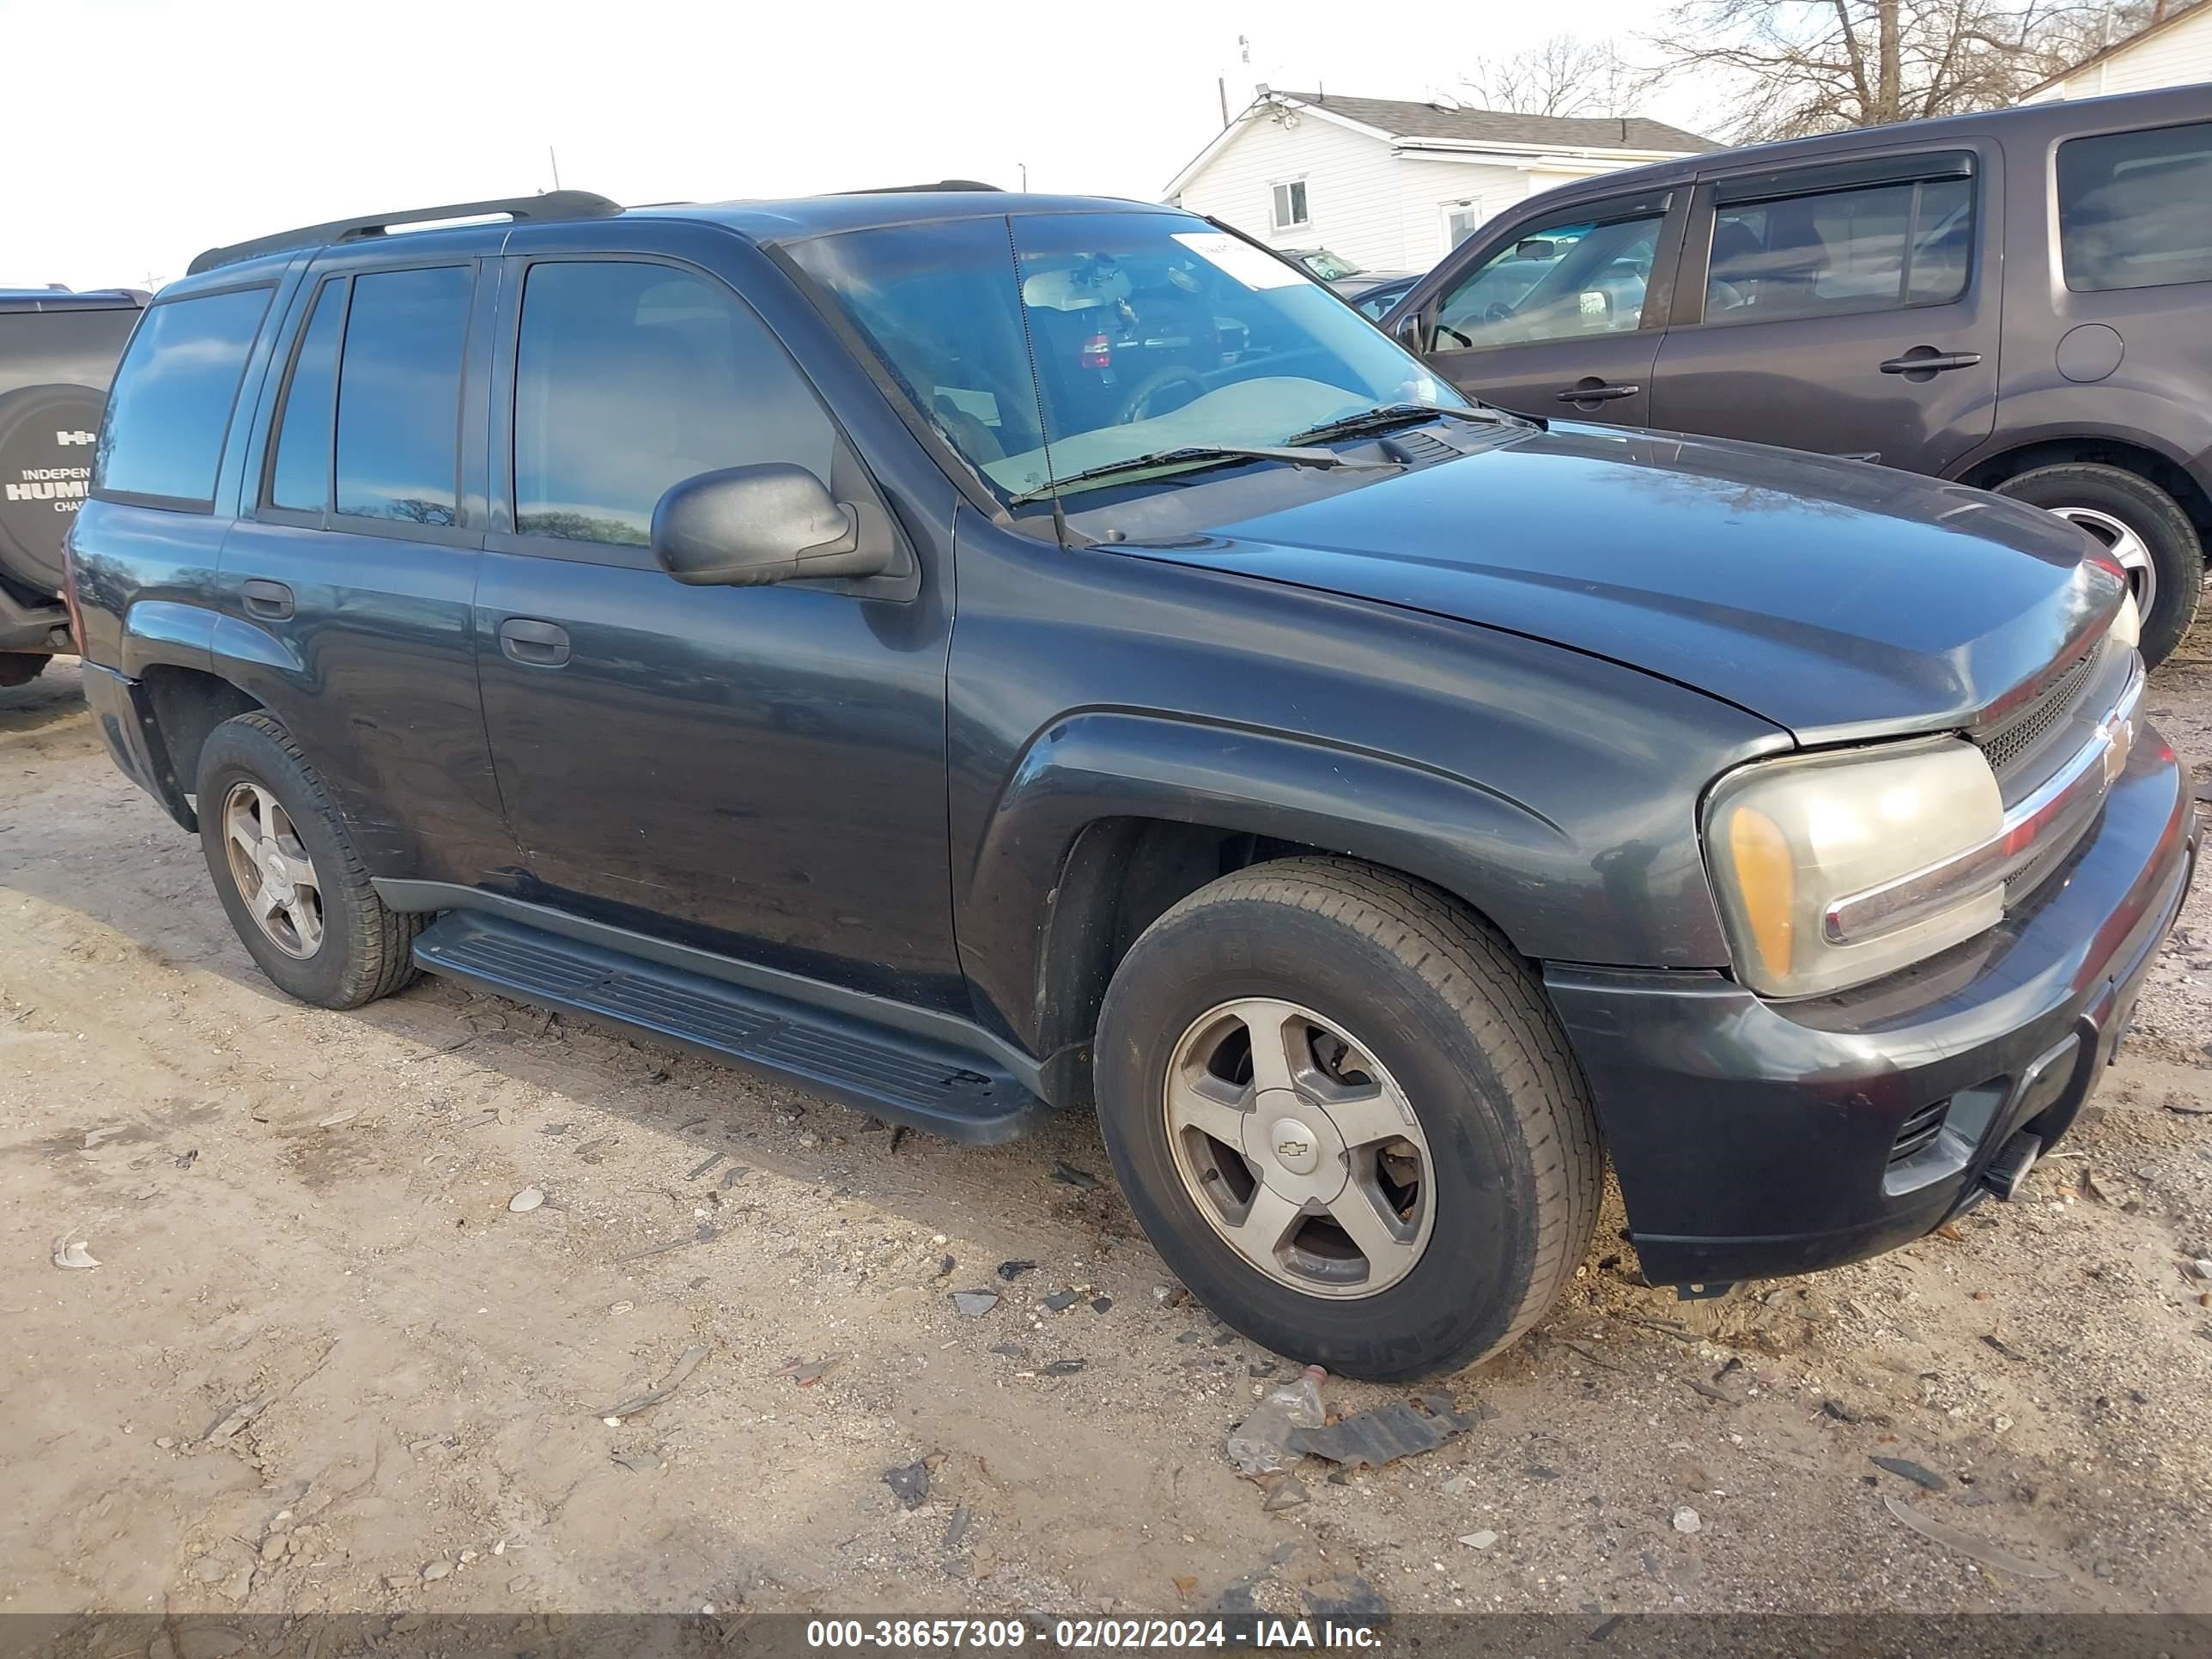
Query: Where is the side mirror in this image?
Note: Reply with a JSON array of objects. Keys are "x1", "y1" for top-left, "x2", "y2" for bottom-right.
[
  {"x1": 651, "y1": 464, "x2": 890, "y2": 587},
  {"x1": 1390, "y1": 309, "x2": 1425, "y2": 352}
]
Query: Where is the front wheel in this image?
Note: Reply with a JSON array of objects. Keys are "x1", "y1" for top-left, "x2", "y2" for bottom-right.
[
  {"x1": 1093, "y1": 857, "x2": 1601, "y2": 1381},
  {"x1": 1994, "y1": 464, "x2": 2203, "y2": 667}
]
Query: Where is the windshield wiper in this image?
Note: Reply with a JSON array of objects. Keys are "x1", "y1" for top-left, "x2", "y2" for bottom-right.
[
  {"x1": 1281, "y1": 403, "x2": 1525, "y2": 447},
  {"x1": 1007, "y1": 444, "x2": 1387, "y2": 505}
]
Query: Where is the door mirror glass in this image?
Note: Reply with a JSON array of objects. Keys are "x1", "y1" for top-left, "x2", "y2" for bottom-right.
[{"x1": 651, "y1": 464, "x2": 889, "y2": 587}]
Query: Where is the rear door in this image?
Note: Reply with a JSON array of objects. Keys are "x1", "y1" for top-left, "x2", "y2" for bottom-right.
[
  {"x1": 1648, "y1": 145, "x2": 2002, "y2": 472},
  {"x1": 217, "y1": 251, "x2": 514, "y2": 886},
  {"x1": 1403, "y1": 189, "x2": 1686, "y2": 428}
]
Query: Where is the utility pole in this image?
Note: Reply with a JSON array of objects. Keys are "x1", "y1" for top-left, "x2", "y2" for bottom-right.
[{"x1": 1218, "y1": 76, "x2": 1230, "y2": 128}]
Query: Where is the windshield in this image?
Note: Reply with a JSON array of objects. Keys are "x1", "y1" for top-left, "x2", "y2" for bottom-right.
[
  {"x1": 789, "y1": 211, "x2": 1463, "y2": 504},
  {"x1": 1298, "y1": 249, "x2": 1362, "y2": 281}
]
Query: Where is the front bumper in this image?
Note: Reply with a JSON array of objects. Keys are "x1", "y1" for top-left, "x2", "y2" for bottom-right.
[{"x1": 1546, "y1": 725, "x2": 2197, "y2": 1289}]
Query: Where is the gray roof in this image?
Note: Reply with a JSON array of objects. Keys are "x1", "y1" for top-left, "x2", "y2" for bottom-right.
[{"x1": 1273, "y1": 92, "x2": 1718, "y2": 154}]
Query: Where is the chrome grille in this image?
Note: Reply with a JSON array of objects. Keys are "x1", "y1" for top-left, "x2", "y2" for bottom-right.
[{"x1": 1976, "y1": 647, "x2": 2100, "y2": 780}]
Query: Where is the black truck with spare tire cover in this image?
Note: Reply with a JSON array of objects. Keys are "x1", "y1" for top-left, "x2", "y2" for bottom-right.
[{"x1": 0, "y1": 286, "x2": 143, "y2": 684}]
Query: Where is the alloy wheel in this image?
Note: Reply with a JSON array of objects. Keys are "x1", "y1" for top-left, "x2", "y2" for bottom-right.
[
  {"x1": 2051, "y1": 504, "x2": 2158, "y2": 623},
  {"x1": 1163, "y1": 997, "x2": 1435, "y2": 1298},
  {"x1": 222, "y1": 781, "x2": 325, "y2": 959}
]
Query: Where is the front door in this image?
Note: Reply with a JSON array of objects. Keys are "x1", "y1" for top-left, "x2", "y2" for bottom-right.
[
  {"x1": 1648, "y1": 148, "x2": 2002, "y2": 474},
  {"x1": 471, "y1": 252, "x2": 963, "y2": 1008},
  {"x1": 1412, "y1": 191, "x2": 1684, "y2": 428}
]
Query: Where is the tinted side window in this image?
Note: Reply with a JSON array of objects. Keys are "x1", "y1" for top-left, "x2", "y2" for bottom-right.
[
  {"x1": 335, "y1": 266, "x2": 472, "y2": 526},
  {"x1": 268, "y1": 280, "x2": 346, "y2": 513},
  {"x1": 1702, "y1": 175, "x2": 1972, "y2": 324},
  {"x1": 94, "y1": 287, "x2": 270, "y2": 507},
  {"x1": 1434, "y1": 210, "x2": 1663, "y2": 348},
  {"x1": 2058, "y1": 121, "x2": 2212, "y2": 293},
  {"x1": 513, "y1": 261, "x2": 833, "y2": 546}
]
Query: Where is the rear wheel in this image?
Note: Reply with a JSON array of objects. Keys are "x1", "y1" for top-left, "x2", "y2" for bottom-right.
[
  {"x1": 195, "y1": 712, "x2": 422, "y2": 1008},
  {"x1": 1093, "y1": 857, "x2": 1601, "y2": 1381},
  {"x1": 1994, "y1": 463, "x2": 2203, "y2": 667}
]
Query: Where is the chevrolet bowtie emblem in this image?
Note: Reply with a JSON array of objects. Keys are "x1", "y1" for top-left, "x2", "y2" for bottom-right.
[{"x1": 1278, "y1": 1139, "x2": 1311, "y2": 1158}]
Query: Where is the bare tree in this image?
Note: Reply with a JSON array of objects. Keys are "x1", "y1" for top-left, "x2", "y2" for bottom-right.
[
  {"x1": 1458, "y1": 35, "x2": 1642, "y2": 118},
  {"x1": 1644, "y1": 0, "x2": 2160, "y2": 141}
]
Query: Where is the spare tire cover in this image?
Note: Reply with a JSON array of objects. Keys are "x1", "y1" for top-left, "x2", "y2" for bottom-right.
[{"x1": 0, "y1": 383, "x2": 106, "y2": 596}]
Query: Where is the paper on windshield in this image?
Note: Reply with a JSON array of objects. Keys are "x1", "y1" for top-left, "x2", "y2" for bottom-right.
[{"x1": 1172, "y1": 232, "x2": 1307, "y2": 291}]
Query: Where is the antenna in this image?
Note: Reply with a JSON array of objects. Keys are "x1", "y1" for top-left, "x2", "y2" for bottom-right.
[{"x1": 549, "y1": 145, "x2": 562, "y2": 191}]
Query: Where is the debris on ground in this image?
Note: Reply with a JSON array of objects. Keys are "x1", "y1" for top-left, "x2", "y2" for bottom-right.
[
  {"x1": 688, "y1": 1152, "x2": 726, "y2": 1180},
  {"x1": 1039, "y1": 1358, "x2": 1086, "y2": 1376},
  {"x1": 507, "y1": 1187, "x2": 544, "y2": 1212},
  {"x1": 1673, "y1": 1508, "x2": 1703, "y2": 1534},
  {"x1": 1459, "y1": 1530, "x2": 1498, "y2": 1549},
  {"x1": 313, "y1": 1109, "x2": 358, "y2": 1129},
  {"x1": 1228, "y1": 1365, "x2": 1328, "y2": 1477},
  {"x1": 1040, "y1": 1291, "x2": 1079, "y2": 1312},
  {"x1": 613, "y1": 1223, "x2": 718, "y2": 1264},
  {"x1": 1288, "y1": 1395, "x2": 1480, "y2": 1470},
  {"x1": 1980, "y1": 1333, "x2": 2029, "y2": 1363},
  {"x1": 884, "y1": 1461, "x2": 930, "y2": 1509},
  {"x1": 996, "y1": 1260, "x2": 1039, "y2": 1281},
  {"x1": 1883, "y1": 1496, "x2": 2058, "y2": 1578},
  {"x1": 1258, "y1": 1474, "x2": 1310, "y2": 1512},
  {"x1": 1091, "y1": 1296, "x2": 1113, "y2": 1314},
  {"x1": 49, "y1": 1236, "x2": 99, "y2": 1270},
  {"x1": 1871, "y1": 1455, "x2": 1948, "y2": 1492},
  {"x1": 951, "y1": 1291, "x2": 1000, "y2": 1316},
  {"x1": 944, "y1": 1507, "x2": 975, "y2": 1549},
  {"x1": 1152, "y1": 1284, "x2": 1188, "y2": 1308},
  {"x1": 1050, "y1": 1162, "x2": 1101, "y2": 1190},
  {"x1": 1677, "y1": 1373, "x2": 1741, "y2": 1405},
  {"x1": 780, "y1": 1356, "x2": 842, "y2": 1387},
  {"x1": 611, "y1": 1448, "x2": 663, "y2": 1474},
  {"x1": 596, "y1": 1344, "x2": 708, "y2": 1419},
  {"x1": 204, "y1": 1395, "x2": 271, "y2": 1445}
]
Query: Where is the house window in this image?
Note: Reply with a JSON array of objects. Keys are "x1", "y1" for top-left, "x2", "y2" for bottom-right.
[
  {"x1": 1444, "y1": 200, "x2": 1486, "y2": 250},
  {"x1": 1271, "y1": 179, "x2": 1310, "y2": 231}
]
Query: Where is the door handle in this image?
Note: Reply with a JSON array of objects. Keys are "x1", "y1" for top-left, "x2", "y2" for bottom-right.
[
  {"x1": 241, "y1": 579, "x2": 293, "y2": 620},
  {"x1": 1557, "y1": 381, "x2": 1640, "y2": 404},
  {"x1": 498, "y1": 617, "x2": 570, "y2": 667},
  {"x1": 1879, "y1": 349, "x2": 1983, "y2": 376}
]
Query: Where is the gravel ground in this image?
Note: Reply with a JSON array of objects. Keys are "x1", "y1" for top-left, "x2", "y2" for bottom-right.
[{"x1": 3, "y1": 623, "x2": 2211, "y2": 1625}]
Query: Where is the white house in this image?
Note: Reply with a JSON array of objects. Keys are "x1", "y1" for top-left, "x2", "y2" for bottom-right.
[
  {"x1": 1165, "y1": 91, "x2": 1717, "y2": 276},
  {"x1": 2021, "y1": 0, "x2": 2212, "y2": 101}
]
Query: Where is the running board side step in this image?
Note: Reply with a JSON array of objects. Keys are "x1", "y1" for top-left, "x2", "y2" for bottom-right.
[{"x1": 410, "y1": 912, "x2": 1042, "y2": 1145}]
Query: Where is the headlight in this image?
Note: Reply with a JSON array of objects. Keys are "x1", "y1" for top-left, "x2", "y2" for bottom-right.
[
  {"x1": 2109, "y1": 589, "x2": 2142, "y2": 652},
  {"x1": 1704, "y1": 739, "x2": 2004, "y2": 998}
]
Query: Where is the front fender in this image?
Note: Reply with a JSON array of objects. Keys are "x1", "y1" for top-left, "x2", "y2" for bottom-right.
[{"x1": 957, "y1": 708, "x2": 1742, "y2": 1060}]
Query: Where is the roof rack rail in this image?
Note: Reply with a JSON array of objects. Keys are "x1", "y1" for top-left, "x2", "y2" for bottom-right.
[
  {"x1": 186, "y1": 190, "x2": 623, "y2": 276},
  {"x1": 836, "y1": 179, "x2": 1003, "y2": 195}
]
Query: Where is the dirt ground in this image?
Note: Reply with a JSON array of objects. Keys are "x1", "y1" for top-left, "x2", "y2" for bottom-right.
[{"x1": 4, "y1": 624, "x2": 2212, "y2": 1627}]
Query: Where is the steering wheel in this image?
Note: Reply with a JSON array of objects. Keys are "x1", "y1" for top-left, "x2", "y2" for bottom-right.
[
  {"x1": 1483, "y1": 301, "x2": 1516, "y2": 325},
  {"x1": 1116, "y1": 367, "x2": 1208, "y2": 425}
]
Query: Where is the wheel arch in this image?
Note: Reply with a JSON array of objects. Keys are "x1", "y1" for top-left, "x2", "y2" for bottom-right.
[
  {"x1": 137, "y1": 664, "x2": 265, "y2": 820},
  {"x1": 1955, "y1": 434, "x2": 2212, "y2": 544},
  {"x1": 955, "y1": 709, "x2": 1650, "y2": 1103}
]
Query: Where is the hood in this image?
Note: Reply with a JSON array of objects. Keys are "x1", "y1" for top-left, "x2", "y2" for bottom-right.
[{"x1": 1136, "y1": 424, "x2": 2121, "y2": 746}]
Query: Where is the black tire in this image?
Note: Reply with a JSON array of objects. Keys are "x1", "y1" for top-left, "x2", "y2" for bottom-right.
[
  {"x1": 1093, "y1": 856, "x2": 1601, "y2": 1381},
  {"x1": 1994, "y1": 463, "x2": 2203, "y2": 668},
  {"x1": 195, "y1": 711, "x2": 423, "y2": 1008},
  {"x1": 0, "y1": 652, "x2": 49, "y2": 689}
]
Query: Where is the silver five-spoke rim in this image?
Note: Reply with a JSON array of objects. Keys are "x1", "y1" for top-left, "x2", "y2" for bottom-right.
[
  {"x1": 2051, "y1": 505, "x2": 2157, "y2": 623},
  {"x1": 1164, "y1": 998, "x2": 1435, "y2": 1299},
  {"x1": 222, "y1": 781, "x2": 325, "y2": 959}
]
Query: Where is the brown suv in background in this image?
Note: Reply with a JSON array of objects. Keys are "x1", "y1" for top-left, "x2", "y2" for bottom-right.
[{"x1": 1382, "y1": 85, "x2": 2212, "y2": 665}]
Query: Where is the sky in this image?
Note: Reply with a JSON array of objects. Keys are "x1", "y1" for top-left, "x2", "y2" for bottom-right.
[{"x1": 2, "y1": 0, "x2": 1712, "y2": 292}]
